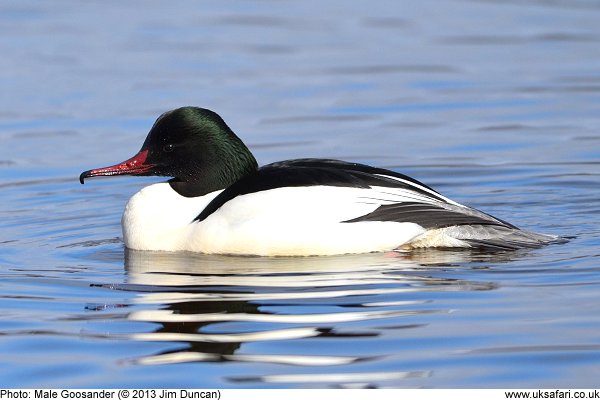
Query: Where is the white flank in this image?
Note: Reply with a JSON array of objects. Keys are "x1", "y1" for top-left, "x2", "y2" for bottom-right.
[{"x1": 121, "y1": 182, "x2": 439, "y2": 255}]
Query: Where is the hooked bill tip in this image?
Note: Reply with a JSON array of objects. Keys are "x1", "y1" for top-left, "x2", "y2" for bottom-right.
[{"x1": 79, "y1": 171, "x2": 89, "y2": 184}]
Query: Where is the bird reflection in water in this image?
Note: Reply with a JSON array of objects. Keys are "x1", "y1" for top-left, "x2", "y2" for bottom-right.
[{"x1": 96, "y1": 248, "x2": 525, "y2": 386}]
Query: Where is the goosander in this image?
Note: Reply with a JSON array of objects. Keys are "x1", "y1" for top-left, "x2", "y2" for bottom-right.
[{"x1": 80, "y1": 107, "x2": 560, "y2": 256}]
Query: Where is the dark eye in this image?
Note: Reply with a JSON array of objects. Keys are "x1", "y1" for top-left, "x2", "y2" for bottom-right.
[{"x1": 163, "y1": 144, "x2": 175, "y2": 153}]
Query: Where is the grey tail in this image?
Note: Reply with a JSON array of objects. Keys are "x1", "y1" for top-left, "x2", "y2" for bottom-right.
[{"x1": 441, "y1": 225, "x2": 568, "y2": 251}]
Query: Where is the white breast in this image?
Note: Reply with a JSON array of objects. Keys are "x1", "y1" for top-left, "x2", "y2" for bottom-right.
[{"x1": 121, "y1": 183, "x2": 222, "y2": 251}]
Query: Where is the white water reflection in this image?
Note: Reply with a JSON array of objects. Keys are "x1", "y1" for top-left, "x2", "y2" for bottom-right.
[
  {"x1": 131, "y1": 327, "x2": 323, "y2": 343},
  {"x1": 129, "y1": 308, "x2": 426, "y2": 324},
  {"x1": 230, "y1": 370, "x2": 432, "y2": 384},
  {"x1": 118, "y1": 248, "x2": 507, "y2": 375},
  {"x1": 135, "y1": 351, "x2": 369, "y2": 367}
]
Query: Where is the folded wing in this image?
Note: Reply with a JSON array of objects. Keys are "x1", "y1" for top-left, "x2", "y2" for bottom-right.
[{"x1": 194, "y1": 159, "x2": 560, "y2": 250}]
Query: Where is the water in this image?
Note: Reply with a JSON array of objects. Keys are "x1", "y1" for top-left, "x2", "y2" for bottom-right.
[{"x1": 1, "y1": 0, "x2": 600, "y2": 388}]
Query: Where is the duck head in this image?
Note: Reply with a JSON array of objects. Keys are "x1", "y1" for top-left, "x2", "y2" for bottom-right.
[{"x1": 80, "y1": 107, "x2": 258, "y2": 196}]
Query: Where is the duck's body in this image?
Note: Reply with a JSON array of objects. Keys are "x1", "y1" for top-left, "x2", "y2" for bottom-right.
[
  {"x1": 81, "y1": 107, "x2": 560, "y2": 256},
  {"x1": 123, "y1": 182, "x2": 422, "y2": 256}
]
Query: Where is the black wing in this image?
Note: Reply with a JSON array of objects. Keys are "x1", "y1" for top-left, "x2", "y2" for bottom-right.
[{"x1": 343, "y1": 201, "x2": 516, "y2": 230}]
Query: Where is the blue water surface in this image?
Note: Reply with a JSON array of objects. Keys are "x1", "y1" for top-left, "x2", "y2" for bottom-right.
[{"x1": 1, "y1": 0, "x2": 600, "y2": 388}]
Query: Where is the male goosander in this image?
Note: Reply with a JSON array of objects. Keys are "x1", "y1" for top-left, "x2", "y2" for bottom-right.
[{"x1": 80, "y1": 106, "x2": 560, "y2": 256}]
